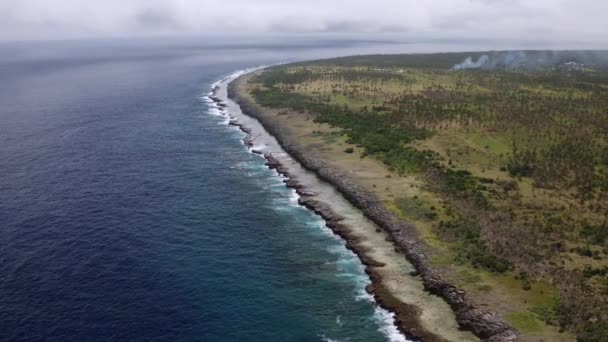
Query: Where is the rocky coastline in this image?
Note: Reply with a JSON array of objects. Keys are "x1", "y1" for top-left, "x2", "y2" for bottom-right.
[
  {"x1": 215, "y1": 72, "x2": 517, "y2": 341},
  {"x1": 210, "y1": 85, "x2": 436, "y2": 341}
]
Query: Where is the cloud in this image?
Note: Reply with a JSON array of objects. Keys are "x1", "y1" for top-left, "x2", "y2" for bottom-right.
[
  {"x1": 0, "y1": 0, "x2": 606, "y2": 47},
  {"x1": 133, "y1": 6, "x2": 182, "y2": 31}
]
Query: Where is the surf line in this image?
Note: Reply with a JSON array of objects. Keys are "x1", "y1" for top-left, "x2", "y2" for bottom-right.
[{"x1": 203, "y1": 69, "x2": 415, "y2": 342}]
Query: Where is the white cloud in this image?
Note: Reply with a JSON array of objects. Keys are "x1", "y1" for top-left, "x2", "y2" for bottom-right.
[{"x1": 0, "y1": 0, "x2": 606, "y2": 46}]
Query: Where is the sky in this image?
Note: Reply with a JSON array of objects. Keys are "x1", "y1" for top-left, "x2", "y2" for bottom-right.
[{"x1": 1, "y1": 0, "x2": 607, "y2": 46}]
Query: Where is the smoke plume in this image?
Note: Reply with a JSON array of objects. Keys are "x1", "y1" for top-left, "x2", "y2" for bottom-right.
[{"x1": 453, "y1": 50, "x2": 608, "y2": 71}]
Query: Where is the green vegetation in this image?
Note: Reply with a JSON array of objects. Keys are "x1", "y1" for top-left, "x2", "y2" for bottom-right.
[
  {"x1": 248, "y1": 51, "x2": 608, "y2": 340},
  {"x1": 506, "y1": 311, "x2": 543, "y2": 334}
]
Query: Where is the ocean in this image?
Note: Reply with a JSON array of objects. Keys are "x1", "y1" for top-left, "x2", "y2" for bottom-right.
[{"x1": 0, "y1": 37, "x2": 411, "y2": 341}]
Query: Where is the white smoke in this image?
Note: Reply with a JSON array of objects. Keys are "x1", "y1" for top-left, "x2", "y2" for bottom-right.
[
  {"x1": 453, "y1": 51, "x2": 560, "y2": 71},
  {"x1": 452, "y1": 50, "x2": 608, "y2": 71},
  {"x1": 453, "y1": 55, "x2": 490, "y2": 70}
]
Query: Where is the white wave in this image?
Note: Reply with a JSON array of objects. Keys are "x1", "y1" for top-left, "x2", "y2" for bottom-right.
[
  {"x1": 205, "y1": 66, "x2": 271, "y2": 133},
  {"x1": 331, "y1": 246, "x2": 410, "y2": 342},
  {"x1": 326, "y1": 244, "x2": 348, "y2": 257},
  {"x1": 374, "y1": 307, "x2": 410, "y2": 342},
  {"x1": 325, "y1": 242, "x2": 410, "y2": 342},
  {"x1": 320, "y1": 335, "x2": 340, "y2": 342},
  {"x1": 288, "y1": 189, "x2": 300, "y2": 205},
  {"x1": 308, "y1": 220, "x2": 341, "y2": 240},
  {"x1": 207, "y1": 107, "x2": 223, "y2": 117},
  {"x1": 270, "y1": 199, "x2": 301, "y2": 213},
  {"x1": 249, "y1": 149, "x2": 267, "y2": 160},
  {"x1": 268, "y1": 174, "x2": 288, "y2": 188},
  {"x1": 352, "y1": 277, "x2": 410, "y2": 342},
  {"x1": 355, "y1": 282, "x2": 374, "y2": 302},
  {"x1": 220, "y1": 115, "x2": 232, "y2": 125},
  {"x1": 204, "y1": 64, "x2": 272, "y2": 108},
  {"x1": 232, "y1": 161, "x2": 253, "y2": 169},
  {"x1": 209, "y1": 76, "x2": 225, "y2": 91}
]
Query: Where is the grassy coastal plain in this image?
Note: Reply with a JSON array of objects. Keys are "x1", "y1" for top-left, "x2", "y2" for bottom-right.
[{"x1": 238, "y1": 52, "x2": 608, "y2": 341}]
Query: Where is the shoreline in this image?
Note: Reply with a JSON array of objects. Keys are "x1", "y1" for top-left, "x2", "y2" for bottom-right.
[
  {"x1": 209, "y1": 74, "x2": 427, "y2": 341},
  {"x1": 213, "y1": 69, "x2": 514, "y2": 341}
]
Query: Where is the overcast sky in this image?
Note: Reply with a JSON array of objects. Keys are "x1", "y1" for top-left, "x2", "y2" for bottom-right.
[{"x1": 1, "y1": 0, "x2": 606, "y2": 46}]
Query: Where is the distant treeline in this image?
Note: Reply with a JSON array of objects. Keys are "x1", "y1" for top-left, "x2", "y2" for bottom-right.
[{"x1": 290, "y1": 50, "x2": 608, "y2": 70}]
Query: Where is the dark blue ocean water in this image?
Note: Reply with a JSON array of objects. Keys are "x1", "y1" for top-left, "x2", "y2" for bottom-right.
[{"x1": 0, "y1": 38, "x2": 407, "y2": 341}]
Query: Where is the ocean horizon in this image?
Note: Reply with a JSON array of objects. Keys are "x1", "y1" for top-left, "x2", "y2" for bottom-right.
[{"x1": 0, "y1": 37, "x2": 412, "y2": 341}]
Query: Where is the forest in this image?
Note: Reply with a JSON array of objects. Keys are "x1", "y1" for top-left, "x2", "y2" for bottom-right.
[{"x1": 249, "y1": 51, "x2": 608, "y2": 340}]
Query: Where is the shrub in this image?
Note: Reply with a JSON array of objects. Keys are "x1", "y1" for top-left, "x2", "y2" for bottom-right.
[
  {"x1": 578, "y1": 321, "x2": 608, "y2": 342},
  {"x1": 580, "y1": 222, "x2": 608, "y2": 245}
]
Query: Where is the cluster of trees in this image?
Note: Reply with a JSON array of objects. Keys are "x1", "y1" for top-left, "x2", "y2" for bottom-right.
[
  {"x1": 262, "y1": 64, "x2": 608, "y2": 209},
  {"x1": 252, "y1": 68, "x2": 509, "y2": 272}
]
